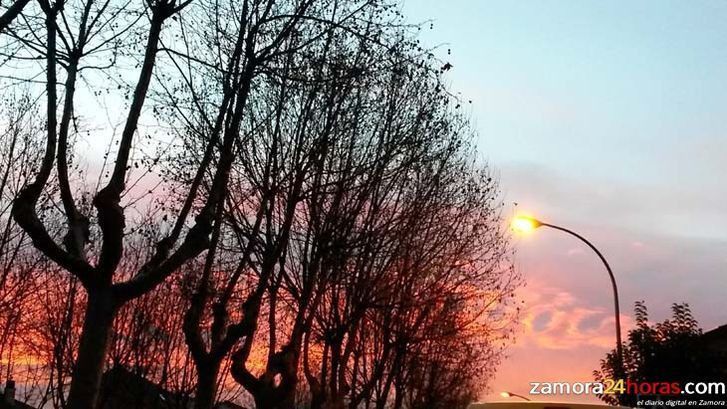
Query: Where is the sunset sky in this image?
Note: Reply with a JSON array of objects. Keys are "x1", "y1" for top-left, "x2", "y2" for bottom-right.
[{"x1": 404, "y1": 0, "x2": 727, "y2": 403}]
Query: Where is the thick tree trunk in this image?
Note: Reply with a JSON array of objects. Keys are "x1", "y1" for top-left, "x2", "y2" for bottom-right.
[
  {"x1": 251, "y1": 366, "x2": 299, "y2": 409},
  {"x1": 309, "y1": 384, "x2": 325, "y2": 409},
  {"x1": 66, "y1": 290, "x2": 116, "y2": 409},
  {"x1": 193, "y1": 360, "x2": 221, "y2": 409},
  {"x1": 253, "y1": 389, "x2": 297, "y2": 409}
]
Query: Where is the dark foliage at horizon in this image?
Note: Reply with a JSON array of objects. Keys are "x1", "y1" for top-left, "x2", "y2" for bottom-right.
[{"x1": 594, "y1": 301, "x2": 726, "y2": 406}]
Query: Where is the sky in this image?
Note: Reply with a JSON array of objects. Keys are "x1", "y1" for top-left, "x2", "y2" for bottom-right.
[
  {"x1": 402, "y1": 0, "x2": 727, "y2": 404},
  {"x1": 5, "y1": 0, "x2": 725, "y2": 404}
]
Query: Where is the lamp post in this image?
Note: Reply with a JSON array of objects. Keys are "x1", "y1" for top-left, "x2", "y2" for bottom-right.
[
  {"x1": 500, "y1": 391, "x2": 531, "y2": 401},
  {"x1": 511, "y1": 215, "x2": 624, "y2": 374}
]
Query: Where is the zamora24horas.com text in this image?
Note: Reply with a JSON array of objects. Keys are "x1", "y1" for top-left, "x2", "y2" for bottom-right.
[{"x1": 529, "y1": 380, "x2": 726, "y2": 402}]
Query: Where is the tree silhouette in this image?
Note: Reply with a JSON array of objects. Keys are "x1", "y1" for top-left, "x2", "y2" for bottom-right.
[
  {"x1": 594, "y1": 301, "x2": 725, "y2": 406},
  {"x1": 0, "y1": 0, "x2": 519, "y2": 407}
]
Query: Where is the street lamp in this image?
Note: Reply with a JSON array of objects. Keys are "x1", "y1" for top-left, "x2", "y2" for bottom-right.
[
  {"x1": 511, "y1": 215, "x2": 624, "y2": 373},
  {"x1": 500, "y1": 391, "x2": 531, "y2": 401}
]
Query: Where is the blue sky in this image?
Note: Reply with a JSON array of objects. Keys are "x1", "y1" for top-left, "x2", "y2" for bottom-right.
[
  {"x1": 404, "y1": 0, "x2": 727, "y2": 235},
  {"x1": 403, "y1": 0, "x2": 727, "y2": 402}
]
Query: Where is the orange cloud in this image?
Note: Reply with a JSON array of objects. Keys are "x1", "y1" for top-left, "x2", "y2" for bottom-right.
[{"x1": 516, "y1": 278, "x2": 632, "y2": 350}]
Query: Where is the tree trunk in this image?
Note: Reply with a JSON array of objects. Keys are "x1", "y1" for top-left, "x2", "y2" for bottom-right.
[
  {"x1": 251, "y1": 370, "x2": 298, "y2": 409},
  {"x1": 253, "y1": 389, "x2": 297, "y2": 409},
  {"x1": 309, "y1": 383, "x2": 325, "y2": 409},
  {"x1": 193, "y1": 360, "x2": 221, "y2": 409},
  {"x1": 393, "y1": 382, "x2": 404, "y2": 409},
  {"x1": 66, "y1": 290, "x2": 116, "y2": 409}
]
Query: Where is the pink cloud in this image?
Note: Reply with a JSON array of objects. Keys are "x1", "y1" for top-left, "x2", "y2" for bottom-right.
[
  {"x1": 516, "y1": 278, "x2": 631, "y2": 350},
  {"x1": 517, "y1": 279, "x2": 632, "y2": 351},
  {"x1": 481, "y1": 280, "x2": 630, "y2": 404}
]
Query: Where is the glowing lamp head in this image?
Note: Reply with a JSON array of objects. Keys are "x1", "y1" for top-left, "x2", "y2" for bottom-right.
[
  {"x1": 511, "y1": 215, "x2": 542, "y2": 234},
  {"x1": 500, "y1": 392, "x2": 511, "y2": 398}
]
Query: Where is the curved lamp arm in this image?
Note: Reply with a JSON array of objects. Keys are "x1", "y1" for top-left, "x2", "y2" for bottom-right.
[{"x1": 539, "y1": 222, "x2": 624, "y2": 372}]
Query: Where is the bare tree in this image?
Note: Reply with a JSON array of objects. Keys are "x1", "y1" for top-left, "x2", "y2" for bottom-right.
[
  {"x1": 3, "y1": 0, "x2": 260, "y2": 405},
  {"x1": 159, "y1": 2, "x2": 412, "y2": 409},
  {"x1": 0, "y1": 94, "x2": 47, "y2": 389},
  {"x1": 296, "y1": 50, "x2": 518, "y2": 409},
  {"x1": 2, "y1": 1, "x2": 519, "y2": 408}
]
